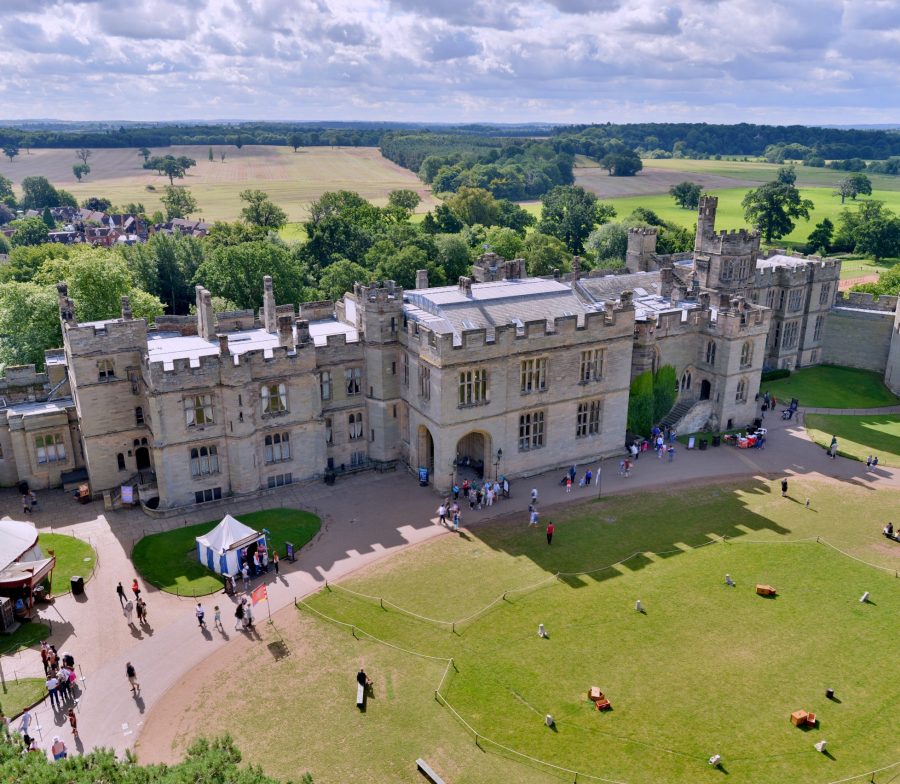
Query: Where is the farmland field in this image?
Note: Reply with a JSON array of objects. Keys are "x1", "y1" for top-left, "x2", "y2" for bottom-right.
[{"x1": 0, "y1": 145, "x2": 439, "y2": 223}]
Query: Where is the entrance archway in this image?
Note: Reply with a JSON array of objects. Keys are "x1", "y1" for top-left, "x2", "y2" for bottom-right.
[
  {"x1": 700, "y1": 379, "x2": 711, "y2": 400},
  {"x1": 416, "y1": 425, "x2": 434, "y2": 474},
  {"x1": 135, "y1": 446, "x2": 151, "y2": 472},
  {"x1": 455, "y1": 431, "x2": 490, "y2": 480}
]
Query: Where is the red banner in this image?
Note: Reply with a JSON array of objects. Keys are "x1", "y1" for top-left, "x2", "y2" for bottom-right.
[{"x1": 251, "y1": 584, "x2": 268, "y2": 606}]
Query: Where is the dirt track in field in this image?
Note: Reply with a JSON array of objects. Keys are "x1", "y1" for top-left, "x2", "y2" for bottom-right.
[{"x1": 575, "y1": 165, "x2": 758, "y2": 199}]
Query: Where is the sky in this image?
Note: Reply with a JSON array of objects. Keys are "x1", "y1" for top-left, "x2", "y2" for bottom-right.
[{"x1": 0, "y1": 0, "x2": 898, "y2": 125}]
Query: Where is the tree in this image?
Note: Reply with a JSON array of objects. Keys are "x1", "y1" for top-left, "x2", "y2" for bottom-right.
[
  {"x1": 319, "y1": 258, "x2": 371, "y2": 301},
  {"x1": 776, "y1": 165, "x2": 797, "y2": 185},
  {"x1": 484, "y1": 226, "x2": 524, "y2": 260},
  {"x1": 521, "y1": 232, "x2": 571, "y2": 276},
  {"x1": 373, "y1": 245, "x2": 446, "y2": 289},
  {"x1": 0, "y1": 282, "x2": 61, "y2": 369},
  {"x1": 805, "y1": 218, "x2": 834, "y2": 254},
  {"x1": 41, "y1": 206, "x2": 55, "y2": 229},
  {"x1": 422, "y1": 203, "x2": 464, "y2": 234},
  {"x1": 585, "y1": 222, "x2": 628, "y2": 268},
  {"x1": 652, "y1": 365, "x2": 677, "y2": 422},
  {"x1": 595, "y1": 202, "x2": 617, "y2": 224},
  {"x1": 289, "y1": 132, "x2": 303, "y2": 152},
  {"x1": 235, "y1": 135, "x2": 244, "y2": 149},
  {"x1": 835, "y1": 172, "x2": 872, "y2": 203},
  {"x1": 121, "y1": 230, "x2": 204, "y2": 314},
  {"x1": 208, "y1": 146, "x2": 214, "y2": 162},
  {"x1": 82, "y1": 196, "x2": 112, "y2": 212},
  {"x1": 138, "y1": 146, "x2": 151, "y2": 163},
  {"x1": 445, "y1": 187, "x2": 501, "y2": 227},
  {"x1": 627, "y1": 370, "x2": 654, "y2": 436},
  {"x1": 239, "y1": 189, "x2": 288, "y2": 229},
  {"x1": 387, "y1": 189, "x2": 421, "y2": 218},
  {"x1": 0, "y1": 172, "x2": 15, "y2": 206},
  {"x1": 57, "y1": 188, "x2": 78, "y2": 208},
  {"x1": 3, "y1": 143, "x2": 19, "y2": 163},
  {"x1": 852, "y1": 264, "x2": 900, "y2": 296},
  {"x1": 497, "y1": 199, "x2": 536, "y2": 234},
  {"x1": 73, "y1": 163, "x2": 91, "y2": 181},
  {"x1": 669, "y1": 181, "x2": 703, "y2": 209},
  {"x1": 741, "y1": 182, "x2": 814, "y2": 243},
  {"x1": 434, "y1": 233, "x2": 472, "y2": 280},
  {"x1": 10, "y1": 216, "x2": 50, "y2": 247},
  {"x1": 20, "y1": 176, "x2": 61, "y2": 210},
  {"x1": 538, "y1": 185, "x2": 598, "y2": 253},
  {"x1": 160, "y1": 185, "x2": 199, "y2": 220},
  {"x1": 76, "y1": 148, "x2": 92, "y2": 165},
  {"x1": 598, "y1": 150, "x2": 643, "y2": 176},
  {"x1": 854, "y1": 213, "x2": 900, "y2": 261},
  {"x1": 220, "y1": 151, "x2": 227, "y2": 163}
]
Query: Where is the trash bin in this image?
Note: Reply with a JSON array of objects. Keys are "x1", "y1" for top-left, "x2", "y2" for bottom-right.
[
  {"x1": 711, "y1": 435, "x2": 721, "y2": 447},
  {"x1": 70, "y1": 576, "x2": 84, "y2": 595},
  {"x1": 323, "y1": 469, "x2": 335, "y2": 486},
  {"x1": 699, "y1": 439, "x2": 708, "y2": 451}
]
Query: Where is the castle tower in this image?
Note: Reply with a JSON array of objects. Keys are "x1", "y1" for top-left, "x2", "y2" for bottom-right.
[
  {"x1": 694, "y1": 195, "x2": 718, "y2": 253},
  {"x1": 692, "y1": 195, "x2": 759, "y2": 294},
  {"x1": 625, "y1": 227, "x2": 658, "y2": 273}
]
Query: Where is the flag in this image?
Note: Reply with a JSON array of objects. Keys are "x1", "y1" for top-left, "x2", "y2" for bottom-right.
[{"x1": 251, "y1": 584, "x2": 268, "y2": 606}]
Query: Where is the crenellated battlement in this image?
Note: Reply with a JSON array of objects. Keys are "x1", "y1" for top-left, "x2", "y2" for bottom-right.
[
  {"x1": 834, "y1": 291, "x2": 899, "y2": 312},
  {"x1": 65, "y1": 317, "x2": 148, "y2": 355},
  {"x1": 354, "y1": 281, "x2": 403, "y2": 311}
]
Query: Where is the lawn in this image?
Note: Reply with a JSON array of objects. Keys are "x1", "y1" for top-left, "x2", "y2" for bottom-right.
[
  {"x1": 0, "y1": 146, "x2": 439, "y2": 223},
  {"x1": 837, "y1": 255, "x2": 899, "y2": 280},
  {"x1": 140, "y1": 480, "x2": 900, "y2": 784},
  {"x1": 0, "y1": 678, "x2": 47, "y2": 718},
  {"x1": 763, "y1": 365, "x2": 900, "y2": 409},
  {"x1": 805, "y1": 413, "x2": 900, "y2": 467},
  {"x1": 131, "y1": 508, "x2": 320, "y2": 596},
  {"x1": 0, "y1": 623, "x2": 51, "y2": 656},
  {"x1": 38, "y1": 533, "x2": 96, "y2": 596}
]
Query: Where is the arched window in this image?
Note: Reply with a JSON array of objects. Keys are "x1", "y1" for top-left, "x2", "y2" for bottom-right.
[
  {"x1": 117, "y1": 453, "x2": 126, "y2": 471},
  {"x1": 190, "y1": 445, "x2": 219, "y2": 476},
  {"x1": 740, "y1": 341, "x2": 753, "y2": 368},
  {"x1": 705, "y1": 341, "x2": 716, "y2": 366},
  {"x1": 135, "y1": 406, "x2": 144, "y2": 426},
  {"x1": 735, "y1": 378, "x2": 747, "y2": 403},
  {"x1": 681, "y1": 371, "x2": 692, "y2": 392}
]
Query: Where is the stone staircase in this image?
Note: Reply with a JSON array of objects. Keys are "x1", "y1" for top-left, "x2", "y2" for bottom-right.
[{"x1": 660, "y1": 398, "x2": 695, "y2": 429}]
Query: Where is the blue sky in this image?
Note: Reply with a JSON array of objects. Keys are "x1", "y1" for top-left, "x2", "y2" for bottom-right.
[{"x1": 0, "y1": 0, "x2": 898, "y2": 124}]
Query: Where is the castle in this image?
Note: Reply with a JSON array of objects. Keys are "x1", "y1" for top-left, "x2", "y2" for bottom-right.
[{"x1": 1, "y1": 197, "x2": 897, "y2": 511}]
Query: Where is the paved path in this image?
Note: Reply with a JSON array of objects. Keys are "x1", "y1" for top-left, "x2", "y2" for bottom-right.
[
  {"x1": 2, "y1": 408, "x2": 898, "y2": 757},
  {"x1": 800, "y1": 404, "x2": 900, "y2": 415}
]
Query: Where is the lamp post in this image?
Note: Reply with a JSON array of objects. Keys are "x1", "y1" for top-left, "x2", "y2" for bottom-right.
[
  {"x1": 495, "y1": 448, "x2": 503, "y2": 480},
  {"x1": 596, "y1": 463, "x2": 602, "y2": 499}
]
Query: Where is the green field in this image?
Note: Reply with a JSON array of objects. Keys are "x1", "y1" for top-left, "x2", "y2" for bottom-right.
[
  {"x1": 805, "y1": 413, "x2": 900, "y2": 467},
  {"x1": 132, "y1": 508, "x2": 320, "y2": 595},
  {"x1": 763, "y1": 365, "x2": 900, "y2": 409},
  {"x1": 144, "y1": 481, "x2": 900, "y2": 784},
  {"x1": 38, "y1": 533, "x2": 96, "y2": 596}
]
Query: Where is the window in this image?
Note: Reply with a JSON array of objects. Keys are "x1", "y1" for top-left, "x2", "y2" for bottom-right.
[
  {"x1": 264, "y1": 432, "x2": 291, "y2": 464},
  {"x1": 819, "y1": 283, "x2": 832, "y2": 305},
  {"x1": 740, "y1": 342, "x2": 753, "y2": 368},
  {"x1": 738, "y1": 258, "x2": 750, "y2": 278},
  {"x1": 810, "y1": 349, "x2": 819, "y2": 364},
  {"x1": 261, "y1": 382, "x2": 287, "y2": 414},
  {"x1": 783, "y1": 320, "x2": 800, "y2": 349},
  {"x1": 680, "y1": 371, "x2": 692, "y2": 392},
  {"x1": 325, "y1": 417, "x2": 333, "y2": 445},
  {"x1": 576, "y1": 400, "x2": 602, "y2": 438},
  {"x1": 345, "y1": 367, "x2": 361, "y2": 396},
  {"x1": 348, "y1": 412, "x2": 363, "y2": 440},
  {"x1": 391, "y1": 361, "x2": 396, "y2": 375},
  {"x1": 520, "y1": 358, "x2": 548, "y2": 394},
  {"x1": 267, "y1": 472, "x2": 292, "y2": 488},
  {"x1": 813, "y1": 314, "x2": 824, "y2": 341},
  {"x1": 720, "y1": 260, "x2": 733, "y2": 281},
  {"x1": 350, "y1": 451, "x2": 367, "y2": 467},
  {"x1": 419, "y1": 365, "x2": 431, "y2": 399},
  {"x1": 579, "y1": 349, "x2": 604, "y2": 383},
  {"x1": 319, "y1": 372, "x2": 332, "y2": 401},
  {"x1": 750, "y1": 289, "x2": 759, "y2": 304},
  {"x1": 135, "y1": 406, "x2": 144, "y2": 426},
  {"x1": 458, "y1": 369, "x2": 488, "y2": 406},
  {"x1": 35, "y1": 433, "x2": 66, "y2": 464},
  {"x1": 194, "y1": 487, "x2": 222, "y2": 504},
  {"x1": 98, "y1": 359, "x2": 115, "y2": 381},
  {"x1": 778, "y1": 290, "x2": 786, "y2": 310},
  {"x1": 771, "y1": 322, "x2": 781, "y2": 350},
  {"x1": 190, "y1": 445, "x2": 219, "y2": 477},
  {"x1": 705, "y1": 341, "x2": 716, "y2": 366},
  {"x1": 765, "y1": 289, "x2": 775, "y2": 308},
  {"x1": 117, "y1": 453, "x2": 126, "y2": 471},
  {"x1": 184, "y1": 395, "x2": 214, "y2": 427},
  {"x1": 403, "y1": 354, "x2": 409, "y2": 386},
  {"x1": 735, "y1": 378, "x2": 747, "y2": 403},
  {"x1": 788, "y1": 289, "x2": 803, "y2": 311},
  {"x1": 518, "y1": 410, "x2": 545, "y2": 451}
]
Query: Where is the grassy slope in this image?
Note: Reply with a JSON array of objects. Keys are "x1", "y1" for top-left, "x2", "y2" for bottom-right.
[
  {"x1": 132, "y1": 508, "x2": 320, "y2": 596},
  {"x1": 763, "y1": 366, "x2": 900, "y2": 409},
  {"x1": 805, "y1": 413, "x2": 900, "y2": 467},
  {"x1": 148, "y1": 481, "x2": 900, "y2": 784},
  {"x1": 38, "y1": 533, "x2": 96, "y2": 595}
]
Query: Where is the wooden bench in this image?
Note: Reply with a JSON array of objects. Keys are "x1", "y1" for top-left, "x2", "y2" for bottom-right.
[
  {"x1": 356, "y1": 682, "x2": 366, "y2": 709},
  {"x1": 416, "y1": 758, "x2": 446, "y2": 784}
]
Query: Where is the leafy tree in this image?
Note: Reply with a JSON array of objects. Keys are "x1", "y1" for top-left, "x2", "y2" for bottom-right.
[
  {"x1": 41, "y1": 206, "x2": 55, "y2": 229},
  {"x1": 445, "y1": 187, "x2": 501, "y2": 227},
  {"x1": 0, "y1": 282, "x2": 61, "y2": 369},
  {"x1": 669, "y1": 181, "x2": 703, "y2": 209},
  {"x1": 20, "y1": 176, "x2": 61, "y2": 210},
  {"x1": 832, "y1": 200, "x2": 887, "y2": 251},
  {"x1": 805, "y1": 218, "x2": 834, "y2": 254},
  {"x1": 73, "y1": 163, "x2": 91, "y2": 181},
  {"x1": 595, "y1": 202, "x2": 617, "y2": 224},
  {"x1": 484, "y1": 225, "x2": 524, "y2": 260},
  {"x1": 0, "y1": 172, "x2": 15, "y2": 206},
  {"x1": 434, "y1": 233, "x2": 472, "y2": 280},
  {"x1": 121, "y1": 230, "x2": 204, "y2": 314},
  {"x1": 138, "y1": 146, "x2": 151, "y2": 163},
  {"x1": 240, "y1": 189, "x2": 288, "y2": 229},
  {"x1": 852, "y1": 264, "x2": 900, "y2": 296},
  {"x1": 10, "y1": 216, "x2": 50, "y2": 246},
  {"x1": 76, "y1": 148, "x2": 92, "y2": 165},
  {"x1": 496, "y1": 199, "x2": 536, "y2": 234},
  {"x1": 653, "y1": 365, "x2": 677, "y2": 422},
  {"x1": 854, "y1": 213, "x2": 900, "y2": 261},
  {"x1": 387, "y1": 189, "x2": 421, "y2": 218},
  {"x1": 421, "y1": 203, "x2": 463, "y2": 234},
  {"x1": 289, "y1": 132, "x2": 303, "y2": 152},
  {"x1": 196, "y1": 241, "x2": 308, "y2": 309},
  {"x1": 776, "y1": 165, "x2": 797, "y2": 185},
  {"x1": 627, "y1": 370, "x2": 654, "y2": 436},
  {"x1": 538, "y1": 185, "x2": 598, "y2": 253},
  {"x1": 599, "y1": 150, "x2": 643, "y2": 176},
  {"x1": 82, "y1": 196, "x2": 112, "y2": 212},
  {"x1": 304, "y1": 191, "x2": 388, "y2": 267},
  {"x1": 835, "y1": 172, "x2": 872, "y2": 203},
  {"x1": 235, "y1": 135, "x2": 244, "y2": 149},
  {"x1": 3, "y1": 143, "x2": 19, "y2": 163},
  {"x1": 319, "y1": 258, "x2": 371, "y2": 301},
  {"x1": 57, "y1": 189, "x2": 78, "y2": 208},
  {"x1": 521, "y1": 232, "x2": 571, "y2": 276},
  {"x1": 585, "y1": 222, "x2": 628, "y2": 268},
  {"x1": 208, "y1": 146, "x2": 214, "y2": 162},
  {"x1": 204, "y1": 220, "x2": 268, "y2": 250},
  {"x1": 0, "y1": 242, "x2": 70, "y2": 283},
  {"x1": 373, "y1": 245, "x2": 446, "y2": 289},
  {"x1": 160, "y1": 186, "x2": 198, "y2": 220},
  {"x1": 741, "y1": 182, "x2": 814, "y2": 243}
]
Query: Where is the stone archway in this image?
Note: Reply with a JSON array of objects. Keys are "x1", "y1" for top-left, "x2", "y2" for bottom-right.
[
  {"x1": 455, "y1": 431, "x2": 490, "y2": 480},
  {"x1": 700, "y1": 379, "x2": 711, "y2": 401},
  {"x1": 416, "y1": 425, "x2": 435, "y2": 474}
]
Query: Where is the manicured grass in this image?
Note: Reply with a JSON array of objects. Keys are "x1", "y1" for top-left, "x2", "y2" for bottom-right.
[
  {"x1": 38, "y1": 533, "x2": 96, "y2": 596},
  {"x1": 838, "y1": 255, "x2": 899, "y2": 280},
  {"x1": 805, "y1": 413, "x2": 900, "y2": 467},
  {"x1": 145, "y1": 481, "x2": 900, "y2": 784},
  {"x1": 763, "y1": 365, "x2": 900, "y2": 409},
  {"x1": 0, "y1": 623, "x2": 50, "y2": 656},
  {"x1": 132, "y1": 508, "x2": 320, "y2": 596},
  {"x1": 0, "y1": 679, "x2": 47, "y2": 717}
]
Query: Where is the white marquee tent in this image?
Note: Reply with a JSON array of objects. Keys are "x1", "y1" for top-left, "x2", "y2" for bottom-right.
[{"x1": 195, "y1": 514, "x2": 265, "y2": 577}]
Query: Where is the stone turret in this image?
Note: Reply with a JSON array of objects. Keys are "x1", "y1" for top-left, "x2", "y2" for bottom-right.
[
  {"x1": 57, "y1": 282, "x2": 76, "y2": 326},
  {"x1": 120, "y1": 296, "x2": 132, "y2": 321},
  {"x1": 195, "y1": 285, "x2": 215, "y2": 341},
  {"x1": 626, "y1": 227, "x2": 658, "y2": 273}
]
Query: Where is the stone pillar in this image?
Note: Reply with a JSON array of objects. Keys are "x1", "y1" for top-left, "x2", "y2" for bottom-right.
[
  {"x1": 196, "y1": 285, "x2": 215, "y2": 341},
  {"x1": 277, "y1": 314, "x2": 295, "y2": 351},
  {"x1": 120, "y1": 296, "x2": 132, "y2": 320},
  {"x1": 295, "y1": 318, "x2": 310, "y2": 346},
  {"x1": 415, "y1": 269, "x2": 429, "y2": 289},
  {"x1": 660, "y1": 267, "x2": 674, "y2": 300},
  {"x1": 218, "y1": 334, "x2": 230, "y2": 356},
  {"x1": 263, "y1": 276, "x2": 277, "y2": 333}
]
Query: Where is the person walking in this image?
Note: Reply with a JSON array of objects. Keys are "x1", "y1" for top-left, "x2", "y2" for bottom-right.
[
  {"x1": 135, "y1": 597, "x2": 145, "y2": 624},
  {"x1": 46, "y1": 673, "x2": 60, "y2": 710},
  {"x1": 565, "y1": 476, "x2": 572, "y2": 493},
  {"x1": 19, "y1": 708, "x2": 32, "y2": 737},
  {"x1": 245, "y1": 601, "x2": 255, "y2": 629},
  {"x1": 866, "y1": 455, "x2": 873, "y2": 469},
  {"x1": 781, "y1": 477, "x2": 789, "y2": 498},
  {"x1": 22, "y1": 493, "x2": 31, "y2": 515},
  {"x1": 667, "y1": 445, "x2": 675, "y2": 462},
  {"x1": 213, "y1": 605, "x2": 223, "y2": 631},
  {"x1": 531, "y1": 487, "x2": 538, "y2": 504},
  {"x1": 40, "y1": 643, "x2": 50, "y2": 675},
  {"x1": 529, "y1": 507, "x2": 540, "y2": 527},
  {"x1": 116, "y1": 581, "x2": 126, "y2": 607},
  {"x1": 452, "y1": 511, "x2": 461, "y2": 532},
  {"x1": 241, "y1": 563, "x2": 250, "y2": 592},
  {"x1": 67, "y1": 709, "x2": 78, "y2": 739},
  {"x1": 252, "y1": 550, "x2": 261, "y2": 576},
  {"x1": 195, "y1": 602, "x2": 206, "y2": 628},
  {"x1": 437, "y1": 503, "x2": 447, "y2": 526},
  {"x1": 585, "y1": 468, "x2": 592, "y2": 487},
  {"x1": 873, "y1": 456, "x2": 879, "y2": 467},
  {"x1": 234, "y1": 601, "x2": 245, "y2": 630},
  {"x1": 262, "y1": 550, "x2": 269, "y2": 573},
  {"x1": 546, "y1": 521, "x2": 555, "y2": 546},
  {"x1": 272, "y1": 550, "x2": 279, "y2": 575},
  {"x1": 125, "y1": 662, "x2": 139, "y2": 694},
  {"x1": 829, "y1": 435, "x2": 838, "y2": 459},
  {"x1": 123, "y1": 599, "x2": 134, "y2": 625},
  {"x1": 51, "y1": 736, "x2": 68, "y2": 760},
  {"x1": 131, "y1": 578, "x2": 141, "y2": 600}
]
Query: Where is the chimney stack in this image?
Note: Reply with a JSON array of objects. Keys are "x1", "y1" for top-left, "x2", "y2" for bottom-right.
[
  {"x1": 196, "y1": 285, "x2": 215, "y2": 341},
  {"x1": 277, "y1": 314, "x2": 295, "y2": 351},
  {"x1": 572, "y1": 256, "x2": 582, "y2": 280},
  {"x1": 660, "y1": 267, "x2": 674, "y2": 299},
  {"x1": 217, "y1": 334, "x2": 230, "y2": 356},
  {"x1": 295, "y1": 318, "x2": 310, "y2": 346},
  {"x1": 263, "y1": 276, "x2": 277, "y2": 334},
  {"x1": 620, "y1": 290, "x2": 633, "y2": 308},
  {"x1": 458, "y1": 276, "x2": 473, "y2": 297},
  {"x1": 57, "y1": 282, "x2": 76, "y2": 326},
  {"x1": 699, "y1": 292, "x2": 711, "y2": 311},
  {"x1": 415, "y1": 269, "x2": 429, "y2": 289},
  {"x1": 120, "y1": 295, "x2": 132, "y2": 320}
]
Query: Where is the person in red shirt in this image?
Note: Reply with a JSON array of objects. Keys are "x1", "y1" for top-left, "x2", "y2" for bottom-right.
[{"x1": 546, "y1": 522, "x2": 554, "y2": 545}]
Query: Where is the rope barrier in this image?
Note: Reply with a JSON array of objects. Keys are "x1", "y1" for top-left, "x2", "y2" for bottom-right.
[{"x1": 823, "y1": 761, "x2": 900, "y2": 784}]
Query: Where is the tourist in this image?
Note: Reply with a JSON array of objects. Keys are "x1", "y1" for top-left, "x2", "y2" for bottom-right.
[
  {"x1": 51, "y1": 736, "x2": 67, "y2": 760},
  {"x1": 19, "y1": 707, "x2": 32, "y2": 737},
  {"x1": 26, "y1": 735, "x2": 39, "y2": 753},
  {"x1": 131, "y1": 578, "x2": 141, "y2": 600},
  {"x1": 531, "y1": 487, "x2": 538, "y2": 504},
  {"x1": 213, "y1": 605, "x2": 223, "y2": 630},
  {"x1": 585, "y1": 468, "x2": 592, "y2": 487},
  {"x1": 546, "y1": 521, "x2": 554, "y2": 545},
  {"x1": 829, "y1": 436, "x2": 838, "y2": 459},
  {"x1": 67, "y1": 708, "x2": 78, "y2": 738},
  {"x1": 568, "y1": 465, "x2": 577, "y2": 484},
  {"x1": 125, "y1": 662, "x2": 139, "y2": 694},
  {"x1": 503, "y1": 478, "x2": 510, "y2": 498},
  {"x1": 272, "y1": 550, "x2": 279, "y2": 575},
  {"x1": 135, "y1": 597, "x2": 146, "y2": 624},
  {"x1": 452, "y1": 483, "x2": 459, "y2": 501},
  {"x1": 40, "y1": 643, "x2": 50, "y2": 675},
  {"x1": 29, "y1": 490, "x2": 38, "y2": 510},
  {"x1": 245, "y1": 601, "x2": 255, "y2": 629},
  {"x1": 437, "y1": 503, "x2": 447, "y2": 526},
  {"x1": 493, "y1": 480, "x2": 501, "y2": 500},
  {"x1": 565, "y1": 476, "x2": 572, "y2": 493},
  {"x1": 866, "y1": 455, "x2": 873, "y2": 468},
  {"x1": 123, "y1": 600, "x2": 135, "y2": 625},
  {"x1": 22, "y1": 494, "x2": 31, "y2": 515},
  {"x1": 195, "y1": 602, "x2": 206, "y2": 628},
  {"x1": 357, "y1": 668, "x2": 372, "y2": 688},
  {"x1": 262, "y1": 550, "x2": 269, "y2": 573},
  {"x1": 667, "y1": 445, "x2": 676, "y2": 462},
  {"x1": 529, "y1": 508, "x2": 539, "y2": 527},
  {"x1": 873, "y1": 456, "x2": 879, "y2": 467},
  {"x1": 883, "y1": 522, "x2": 894, "y2": 537},
  {"x1": 241, "y1": 563, "x2": 250, "y2": 591},
  {"x1": 46, "y1": 673, "x2": 60, "y2": 709},
  {"x1": 234, "y1": 601, "x2": 245, "y2": 630},
  {"x1": 252, "y1": 550, "x2": 261, "y2": 576},
  {"x1": 452, "y1": 511, "x2": 461, "y2": 532},
  {"x1": 116, "y1": 582, "x2": 126, "y2": 607},
  {"x1": 781, "y1": 478, "x2": 789, "y2": 497}
]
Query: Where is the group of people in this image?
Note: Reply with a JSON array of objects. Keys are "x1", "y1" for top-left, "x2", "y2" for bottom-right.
[
  {"x1": 117, "y1": 578, "x2": 149, "y2": 627},
  {"x1": 235, "y1": 547, "x2": 279, "y2": 593},
  {"x1": 20, "y1": 489, "x2": 38, "y2": 515},
  {"x1": 882, "y1": 522, "x2": 899, "y2": 542},
  {"x1": 866, "y1": 455, "x2": 881, "y2": 469},
  {"x1": 451, "y1": 476, "x2": 509, "y2": 509}
]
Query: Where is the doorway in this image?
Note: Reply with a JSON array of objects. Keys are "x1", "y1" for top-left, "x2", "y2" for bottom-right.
[
  {"x1": 135, "y1": 447, "x2": 151, "y2": 472},
  {"x1": 455, "y1": 431, "x2": 489, "y2": 480},
  {"x1": 700, "y1": 379, "x2": 711, "y2": 400},
  {"x1": 417, "y1": 425, "x2": 435, "y2": 474}
]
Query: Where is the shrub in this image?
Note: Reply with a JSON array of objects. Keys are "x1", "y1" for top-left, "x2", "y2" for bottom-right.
[{"x1": 762, "y1": 368, "x2": 791, "y2": 382}]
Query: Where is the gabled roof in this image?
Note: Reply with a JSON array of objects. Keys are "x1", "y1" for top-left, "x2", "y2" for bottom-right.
[{"x1": 195, "y1": 514, "x2": 260, "y2": 553}]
